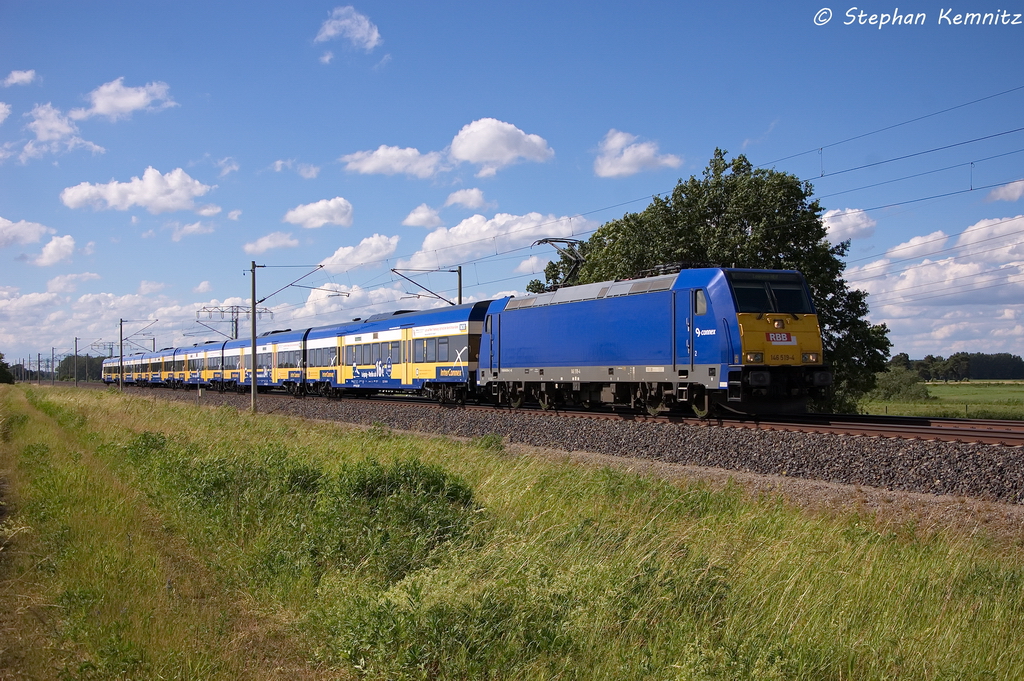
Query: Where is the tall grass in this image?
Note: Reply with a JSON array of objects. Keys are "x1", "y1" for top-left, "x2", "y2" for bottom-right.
[{"x1": 4, "y1": 384, "x2": 1024, "y2": 679}]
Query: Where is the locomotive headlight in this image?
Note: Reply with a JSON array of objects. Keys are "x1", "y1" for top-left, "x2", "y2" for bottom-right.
[
  {"x1": 745, "y1": 352, "x2": 764, "y2": 364},
  {"x1": 802, "y1": 352, "x2": 820, "y2": 363}
]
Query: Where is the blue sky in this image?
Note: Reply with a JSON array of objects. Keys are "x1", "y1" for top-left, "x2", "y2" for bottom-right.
[{"x1": 2, "y1": 1, "x2": 1023, "y2": 364}]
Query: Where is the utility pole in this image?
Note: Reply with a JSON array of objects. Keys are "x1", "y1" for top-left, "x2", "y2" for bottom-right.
[
  {"x1": 37, "y1": 353, "x2": 41, "y2": 385},
  {"x1": 51, "y1": 348, "x2": 55, "y2": 385},
  {"x1": 119, "y1": 318, "x2": 124, "y2": 392},
  {"x1": 74, "y1": 338, "x2": 79, "y2": 387},
  {"x1": 251, "y1": 261, "x2": 258, "y2": 414}
]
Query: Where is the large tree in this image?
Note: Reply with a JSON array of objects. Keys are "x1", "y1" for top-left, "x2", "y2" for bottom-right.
[{"x1": 529, "y1": 149, "x2": 891, "y2": 412}]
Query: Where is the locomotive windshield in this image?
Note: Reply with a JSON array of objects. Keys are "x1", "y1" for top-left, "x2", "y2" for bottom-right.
[{"x1": 726, "y1": 271, "x2": 814, "y2": 314}]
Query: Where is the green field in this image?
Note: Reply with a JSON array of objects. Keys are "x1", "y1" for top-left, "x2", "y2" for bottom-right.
[
  {"x1": 3, "y1": 385, "x2": 1024, "y2": 679},
  {"x1": 861, "y1": 380, "x2": 1024, "y2": 419}
]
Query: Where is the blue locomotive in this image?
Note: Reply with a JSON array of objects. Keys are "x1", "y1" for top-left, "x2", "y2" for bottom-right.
[{"x1": 103, "y1": 267, "x2": 832, "y2": 415}]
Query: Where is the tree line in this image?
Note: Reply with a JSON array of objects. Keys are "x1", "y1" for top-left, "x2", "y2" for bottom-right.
[{"x1": 889, "y1": 352, "x2": 1024, "y2": 381}]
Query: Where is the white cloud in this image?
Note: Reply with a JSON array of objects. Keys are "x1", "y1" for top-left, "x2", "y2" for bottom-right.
[
  {"x1": 196, "y1": 204, "x2": 222, "y2": 217},
  {"x1": 401, "y1": 212, "x2": 593, "y2": 269},
  {"x1": 0, "y1": 216, "x2": 54, "y2": 248},
  {"x1": 171, "y1": 221, "x2": 214, "y2": 242},
  {"x1": 514, "y1": 255, "x2": 549, "y2": 274},
  {"x1": 244, "y1": 231, "x2": 299, "y2": 255},
  {"x1": 593, "y1": 129, "x2": 681, "y2": 178},
  {"x1": 141, "y1": 230, "x2": 156, "y2": 239},
  {"x1": 69, "y1": 77, "x2": 176, "y2": 121},
  {"x1": 319, "y1": 234, "x2": 399, "y2": 273},
  {"x1": 227, "y1": 210, "x2": 242, "y2": 221},
  {"x1": 34, "y1": 235, "x2": 75, "y2": 266},
  {"x1": 138, "y1": 280, "x2": 166, "y2": 295},
  {"x1": 0, "y1": 102, "x2": 10, "y2": 125},
  {"x1": 402, "y1": 204, "x2": 442, "y2": 228},
  {"x1": 61, "y1": 167, "x2": 214, "y2": 214},
  {"x1": 988, "y1": 180, "x2": 1024, "y2": 203},
  {"x1": 83, "y1": 241, "x2": 95, "y2": 255},
  {"x1": 216, "y1": 157, "x2": 239, "y2": 177},
  {"x1": 823, "y1": 208, "x2": 877, "y2": 242},
  {"x1": 3, "y1": 70, "x2": 36, "y2": 87},
  {"x1": 47, "y1": 272, "x2": 100, "y2": 293},
  {"x1": 193, "y1": 281, "x2": 212, "y2": 293},
  {"x1": 341, "y1": 145, "x2": 445, "y2": 178},
  {"x1": 320, "y1": 51, "x2": 334, "y2": 64},
  {"x1": 20, "y1": 103, "x2": 104, "y2": 161},
  {"x1": 270, "y1": 159, "x2": 317, "y2": 178},
  {"x1": 283, "y1": 197, "x2": 353, "y2": 228},
  {"x1": 845, "y1": 215, "x2": 1024, "y2": 356},
  {"x1": 315, "y1": 6, "x2": 382, "y2": 51},
  {"x1": 444, "y1": 188, "x2": 488, "y2": 209},
  {"x1": 449, "y1": 118, "x2": 554, "y2": 177},
  {"x1": 886, "y1": 231, "x2": 948, "y2": 259}
]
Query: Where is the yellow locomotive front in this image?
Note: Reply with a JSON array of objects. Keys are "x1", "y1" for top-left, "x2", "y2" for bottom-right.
[{"x1": 726, "y1": 271, "x2": 832, "y2": 408}]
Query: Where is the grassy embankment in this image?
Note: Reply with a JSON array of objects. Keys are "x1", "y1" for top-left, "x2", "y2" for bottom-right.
[
  {"x1": 861, "y1": 380, "x2": 1024, "y2": 419},
  {"x1": 3, "y1": 384, "x2": 1024, "y2": 679}
]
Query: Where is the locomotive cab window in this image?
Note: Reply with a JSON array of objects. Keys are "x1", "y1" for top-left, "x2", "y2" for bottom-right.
[
  {"x1": 727, "y1": 271, "x2": 814, "y2": 315},
  {"x1": 695, "y1": 289, "x2": 708, "y2": 315}
]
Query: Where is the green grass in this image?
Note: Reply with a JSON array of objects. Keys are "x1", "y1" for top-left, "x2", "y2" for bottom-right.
[
  {"x1": 4, "y1": 385, "x2": 1024, "y2": 679},
  {"x1": 861, "y1": 380, "x2": 1024, "y2": 419}
]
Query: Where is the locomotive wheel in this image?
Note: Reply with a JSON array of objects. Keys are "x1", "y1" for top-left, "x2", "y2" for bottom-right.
[
  {"x1": 505, "y1": 384, "x2": 524, "y2": 409},
  {"x1": 538, "y1": 391, "x2": 554, "y2": 411}
]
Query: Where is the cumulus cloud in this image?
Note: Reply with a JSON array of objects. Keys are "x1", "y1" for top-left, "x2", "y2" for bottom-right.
[
  {"x1": 885, "y1": 231, "x2": 948, "y2": 259},
  {"x1": 341, "y1": 118, "x2": 552, "y2": 179},
  {"x1": 315, "y1": 6, "x2": 382, "y2": 51},
  {"x1": 319, "y1": 234, "x2": 399, "y2": 273},
  {"x1": 138, "y1": 280, "x2": 166, "y2": 295},
  {"x1": 449, "y1": 118, "x2": 554, "y2": 177},
  {"x1": 402, "y1": 204, "x2": 442, "y2": 228},
  {"x1": 20, "y1": 103, "x2": 104, "y2": 161},
  {"x1": 823, "y1": 208, "x2": 877, "y2": 242},
  {"x1": 196, "y1": 204, "x2": 222, "y2": 217},
  {"x1": 401, "y1": 212, "x2": 592, "y2": 270},
  {"x1": 34, "y1": 235, "x2": 75, "y2": 266},
  {"x1": 320, "y1": 51, "x2": 334, "y2": 64},
  {"x1": 227, "y1": 210, "x2": 242, "y2": 221},
  {"x1": 171, "y1": 221, "x2": 214, "y2": 242},
  {"x1": 61, "y1": 167, "x2": 214, "y2": 214},
  {"x1": 341, "y1": 145, "x2": 445, "y2": 178},
  {"x1": 844, "y1": 215, "x2": 1024, "y2": 355},
  {"x1": 47, "y1": 272, "x2": 100, "y2": 293},
  {"x1": 297, "y1": 163, "x2": 320, "y2": 179},
  {"x1": 0, "y1": 216, "x2": 54, "y2": 248},
  {"x1": 216, "y1": 157, "x2": 239, "y2": 177},
  {"x1": 444, "y1": 188, "x2": 488, "y2": 209},
  {"x1": 244, "y1": 231, "x2": 299, "y2": 255},
  {"x1": 193, "y1": 281, "x2": 212, "y2": 293},
  {"x1": 283, "y1": 197, "x2": 353, "y2": 228},
  {"x1": 0, "y1": 102, "x2": 10, "y2": 125},
  {"x1": 988, "y1": 180, "x2": 1024, "y2": 203},
  {"x1": 593, "y1": 129, "x2": 681, "y2": 178},
  {"x1": 3, "y1": 70, "x2": 36, "y2": 87},
  {"x1": 514, "y1": 255, "x2": 548, "y2": 274},
  {"x1": 69, "y1": 77, "x2": 176, "y2": 121}
]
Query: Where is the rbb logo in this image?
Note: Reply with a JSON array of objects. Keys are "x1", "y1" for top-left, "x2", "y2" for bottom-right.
[{"x1": 766, "y1": 332, "x2": 792, "y2": 343}]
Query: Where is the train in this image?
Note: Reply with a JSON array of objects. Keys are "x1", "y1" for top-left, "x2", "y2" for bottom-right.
[{"x1": 102, "y1": 267, "x2": 833, "y2": 415}]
